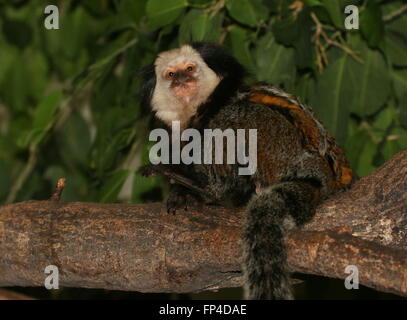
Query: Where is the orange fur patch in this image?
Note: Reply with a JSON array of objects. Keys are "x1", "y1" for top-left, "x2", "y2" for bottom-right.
[{"x1": 248, "y1": 91, "x2": 354, "y2": 190}]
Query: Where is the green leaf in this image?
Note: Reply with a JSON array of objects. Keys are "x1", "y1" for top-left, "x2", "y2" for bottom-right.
[
  {"x1": 347, "y1": 37, "x2": 391, "y2": 116},
  {"x1": 187, "y1": 0, "x2": 215, "y2": 8},
  {"x1": 91, "y1": 126, "x2": 135, "y2": 176},
  {"x1": 132, "y1": 173, "x2": 163, "y2": 203},
  {"x1": 373, "y1": 107, "x2": 394, "y2": 131},
  {"x1": 392, "y1": 126, "x2": 407, "y2": 149},
  {"x1": 254, "y1": 33, "x2": 296, "y2": 88},
  {"x1": 311, "y1": 51, "x2": 354, "y2": 144},
  {"x1": 293, "y1": 73, "x2": 317, "y2": 104},
  {"x1": 146, "y1": 0, "x2": 187, "y2": 30},
  {"x1": 393, "y1": 69, "x2": 407, "y2": 128},
  {"x1": 385, "y1": 31, "x2": 407, "y2": 67},
  {"x1": 133, "y1": 144, "x2": 164, "y2": 203},
  {"x1": 272, "y1": 8, "x2": 315, "y2": 69},
  {"x1": 25, "y1": 50, "x2": 48, "y2": 101},
  {"x1": 16, "y1": 170, "x2": 42, "y2": 202},
  {"x1": 0, "y1": 159, "x2": 12, "y2": 201},
  {"x1": 272, "y1": 15, "x2": 300, "y2": 46},
  {"x1": 82, "y1": 1, "x2": 109, "y2": 15},
  {"x1": 360, "y1": 1, "x2": 384, "y2": 48},
  {"x1": 374, "y1": 125, "x2": 407, "y2": 165},
  {"x1": 121, "y1": 0, "x2": 147, "y2": 23},
  {"x1": 17, "y1": 90, "x2": 63, "y2": 148},
  {"x1": 16, "y1": 90, "x2": 62, "y2": 148},
  {"x1": 293, "y1": 21, "x2": 315, "y2": 69},
  {"x1": 33, "y1": 90, "x2": 63, "y2": 130},
  {"x1": 304, "y1": 0, "x2": 322, "y2": 7},
  {"x1": 356, "y1": 138, "x2": 377, "y2": 176},
  {"x1": 0, "y1": 43, "x2": 17, "y2": 85},
  {"x1": 344, "y1": 121, "x2": 370, "y2": 170},
  {"x1": 17, "y1": 128, "x2": 44, "y2": 149},
  {"x1": 58, "y1": 112, "x2": 91, "y2": 165},
  {"x1": 226, "y1": 0, "x2": 268, "y2": 27},
  {"x1": 320, "y1": 0, "x2": 343, "y2": 29},
  {"x1": 2, "y1": 54, "x2": 28, "y2": 111},
  {"x1": 0, "y1": 134, "x2": 17, "y2": 158},
  {"x1": 100, "y1": 170, "x2": 131, "y2": 203},
  {"x1": 178, "y1": 10, "x2": 223, "y2": 44},
  {"x1": 392, "y1": 68, "x2": 407, "y2": 101},
  {"x1": 2, "y1": 18, "x2": 33, "y2": 49},
  {"x1": 311, "y1": 6, "x2": 333, "y2": 25},
  {"x1": 61, "y1": 7, "x2": 97, "y2": 60},
  {"x1": 43, "y1": 6, "x2": 96, "y2": 77},
  {"x1": 227, "y1": 26, "x2": 256, "y2": 72},
  {"x1": 399, "y1": 93, "x2": 407, "y2": 128},
  {"x1": 384, "y1": 2, "x2": 407, "y2": 40}
]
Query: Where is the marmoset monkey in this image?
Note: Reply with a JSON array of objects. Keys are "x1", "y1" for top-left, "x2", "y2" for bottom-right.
[{"x1": 140, "y1": 42, "x2": 354, "y2": 299}]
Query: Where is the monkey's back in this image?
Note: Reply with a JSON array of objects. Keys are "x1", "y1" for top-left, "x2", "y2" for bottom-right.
[{"x1": 192, "y1": 83, "x2": 354, "y2": 202}]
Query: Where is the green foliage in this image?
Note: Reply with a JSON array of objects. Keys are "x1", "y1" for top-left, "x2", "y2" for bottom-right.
[
  {"x1": 225, "y1": 0, "x2": 268, "y2": 27},
  {"x1": 146, "y1": 0, "x2": 188, "y2": 30},
  {"x1": 0, "y1": 0, "x2": 406, "y2": 207}
]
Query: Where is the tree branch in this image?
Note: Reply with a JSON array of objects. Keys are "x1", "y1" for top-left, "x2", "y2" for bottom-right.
[
  {"x1": 0, "y1": 289, "x2": 35, "y2": 300},
  {"x1": 0, "y1": 149, "x2": 406, "y2": 296}
]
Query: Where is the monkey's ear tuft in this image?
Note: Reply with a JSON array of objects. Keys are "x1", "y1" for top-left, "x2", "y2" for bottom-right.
[
  {"x1": 139, "y1": 64, "x2": 156, "y2": 111},
  {"x1": 191, "y1": 42, "x2": 248, "y2": 81}
]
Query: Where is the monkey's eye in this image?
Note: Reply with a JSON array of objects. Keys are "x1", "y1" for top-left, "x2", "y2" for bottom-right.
[
  {"x1": 186, "y1": 65, "x2": 195, "y2": 72},
  {"x1": 166, "y1": 71, "x2": 175, "y2": 80}
]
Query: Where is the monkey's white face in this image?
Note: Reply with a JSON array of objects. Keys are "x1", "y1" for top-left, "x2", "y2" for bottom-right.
[
  {"x1": 151, "y1": 45, "x2": 221, "y2": 128},
  {"x1": 162, "y1": 61, "x2": 199, "y2": 102}
]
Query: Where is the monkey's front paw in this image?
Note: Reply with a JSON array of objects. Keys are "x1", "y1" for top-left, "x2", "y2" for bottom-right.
[
  {"x1": 137, "y1": 164, "x2": 158, "y2": 178},
  {"x1": 166, "y1": 192, "x2": 201, "y2": 214},
  {"x1": 166, "y1": 193, "x2": 185, "y2": 215}
]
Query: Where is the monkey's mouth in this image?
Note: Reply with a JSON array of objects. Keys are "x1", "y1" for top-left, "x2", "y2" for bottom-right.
[{"x1": 172, "y1": 81, "x2": 197, "y2": 100}]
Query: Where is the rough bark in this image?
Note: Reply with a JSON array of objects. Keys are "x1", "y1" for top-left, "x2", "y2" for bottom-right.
[{"x1": 0, "y1": 149, "x2": 406, "y2": 296}]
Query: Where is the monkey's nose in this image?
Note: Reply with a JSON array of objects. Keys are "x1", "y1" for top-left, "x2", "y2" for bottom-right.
[{"x1": 173, "y1": 72, "x2": 194, "y2": 85}]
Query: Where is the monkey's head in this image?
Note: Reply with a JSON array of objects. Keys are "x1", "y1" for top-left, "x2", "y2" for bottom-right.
[{"x1": 141, "y1": 43, "x2": 247, "y2": 128}]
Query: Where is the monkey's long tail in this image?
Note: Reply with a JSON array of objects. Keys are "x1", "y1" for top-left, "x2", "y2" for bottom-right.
[{"x1": 242, "y1": 180, "x2": 320, "y2": 300}]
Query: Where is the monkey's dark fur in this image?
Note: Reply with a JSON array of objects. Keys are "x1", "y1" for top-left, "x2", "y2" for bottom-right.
[{"x1": 140, "y1": 42, "x2": 354, "y2": 299}]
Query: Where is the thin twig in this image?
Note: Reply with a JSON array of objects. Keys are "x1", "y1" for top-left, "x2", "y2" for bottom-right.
[
  {"x1": 289, "y1": 0, "x2": 304, "y2": 19},
  {"x1": 310, "y1": 12, "x2": 363, "y2": 72},
  {"x1": 5, "y1": 147, "x2": 37, "y2": 204},
  {"x1": 384, "y1": 3, "x2": 407, "y2": 22},
  {"x1": 50, "y1": 178, "x2": 66, "y2": 201},
  {"x1": 204, "y1": 0, "x2": 226, "y2": 14}
]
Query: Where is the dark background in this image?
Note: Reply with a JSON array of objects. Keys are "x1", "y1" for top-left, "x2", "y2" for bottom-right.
[{"x1": 0, "y1": 0, "x2": 406, "y2": 299}]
